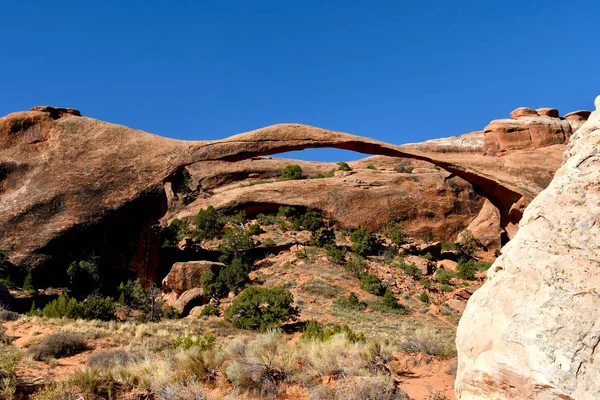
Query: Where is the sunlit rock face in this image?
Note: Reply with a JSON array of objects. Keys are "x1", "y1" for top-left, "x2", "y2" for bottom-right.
[{"x1": 455, "y1": 96, "x2": 600, "y2": 400}]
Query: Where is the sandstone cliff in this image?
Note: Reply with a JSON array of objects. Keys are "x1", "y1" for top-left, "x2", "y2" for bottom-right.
[{"x1": 455, "y1": 96, "x2": 600, "y2": 399}]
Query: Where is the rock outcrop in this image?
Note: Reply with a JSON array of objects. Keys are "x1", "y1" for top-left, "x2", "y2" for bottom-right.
[
  {"x1": 455, "y1": 96, "x2": 600, "y2": 399},
  {"x1": 162, "y1": 261, "x2": 224, "y2": 295}
]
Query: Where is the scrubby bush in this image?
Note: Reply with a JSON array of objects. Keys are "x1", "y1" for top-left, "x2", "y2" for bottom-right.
[
  {"x1": 301, "y1": 320, "x2": 365, "y2": 343},
  {"x1": 441, "y1": 242, "x2": 457, "y2": 252},
  {"x1": 277, "y1": 206, "x2": 297, "y2": 218},
  {"x1": 41, "y1": 293, "x2": 115, "y2": 320},
  {"x1": 227, "y1": 210, "x2": 247, "y2": 225},
  {"x1": 456, "y1": 261, "x2": 492, "y2": 280},
  {"x1": 87, "y1": 349, "x2": 138, "y2": 368},
  {"x1": 312, "y1": 229, "x2": 335, "y2": 247},
  {"x1": 219, "y1": 227, "x2": 255, "y2": 259},
  {"x1": 397, "y1": 259, "x2": 421, "y2": 278},
  {"x1": 202, "y1": 257, "x2": 252, "y2": 298},
  {"x1": 0, "y1": 344, "x2": 20, "y2": 399},
  {"x1": 160, "y1": 218, "x2": 189, "y2": 248},
  {"x1": 336, "y1": 162, "x2": 352, "y2": 172},
  {"x1": 172, "y1": 333, "x2": 216, "y2": 351},
  {"x1": 435, "y1": 268, "x2": 455, "y2": 285},
  {"x1": 368, "y1": 289, "x2": 410, "y2": 315},
  {"x1": 224, "y1": 286, "x2": 299, "y2": 331},
  {"x1": 67, "y1": 260, "x2": 99, "y2": 298},
  {"x1": 359, "y1": 274, "x2": 385, "y2": 296},
  {"x1": 419, "y1": 292, "x2": 430, "y2": 303},
  {"x1": 199, "y1": 304, "x2": 220, "y2": 318},
  {"x1": 383, "y1": 221, "x2": 407, "y2": 246},
  {"x1": 350, "y1": 228, "x2": 382, "y2": 257},
  {"x1": 344, "y1": 255, "x2": 367, "y2": 278},
  {"x1": 367, "y1": 164, "x2": 377, "y2": 170},
  {"x1": 118, "y1": 280, "x2": 163, "y2": 321},
  {"x1": 164, "y1": 306, "x2": 181, "y2": 320},
  {"x1": 0, "y1": 308, "x2": 19, "y2": 322},
  {"x1": 324, "y1": 244, "x2": 346, "y2": 263},
  {"x1": 457, "y1": 231, "x2": 479, "y2": 262},
  {"x1": 29, "y1": 333, "x2": 88, "y2": 360},
  {"x1": 394, "y1": 163, "x2": 414, "y2": 173},
  {"x1": 333, "y1": 292, "x2": 366, "y2": 311},
  {"x1": 194, "y1": 206, "x2": 224, "y2": 241},
  {"x1": 297, "y1": 211, "x2": 324, "y2": 233},
  {"x1": 281, "y1": 164, "x2": 303, "y2": 180},
  {"x1": 247, "y1": 223, "x2": 263, "y2": 236}
]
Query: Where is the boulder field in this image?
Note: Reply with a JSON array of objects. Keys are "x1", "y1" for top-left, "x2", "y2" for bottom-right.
[
  {"x1": 0, "y1": 105, "x2": 589, "y2": 283},
  {"x1": 455, "y1": 96, "x2": 600, "y2": 399}
]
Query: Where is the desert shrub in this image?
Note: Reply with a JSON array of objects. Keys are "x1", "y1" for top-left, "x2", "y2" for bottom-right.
[
  {"x1": 160, "y1": 218, "x2": 189, "y2": 248},
  {"x1": 164, "y1": 306, "x2": 181, "y2": 319},
  {"x1": 0, "y1": 308, "x2": 19, "y2": 322},
  {"x1": 246, "y1": 223, "x2": 263, "y2": 236},
  {"x1": 436, "y1": 268, "x2": 455, "y2": 285},
  {"x1": 311, "y1": 228, "x2": 335, "y2": 247},
  {"x1": 369, "y1": 290, "x2": 410, "y2": 315},
  {"x1": 262, "y1": 238, "x2": 275, "y2": 247},
  {"x1": 199, "y1": 304, "x2": 220, "y2": 317},
  {"x1": 194, "y1": 206, "x2": 224, "y2": 241},
  {"x1": 397, "y1": 259, "x2": 421, "y2": 278},
  {"x1": 297, "y1": 211, "x2": 324, "y2": 233},
  {"x1": 350, "y1": 228, "x2": 382, "y2": 257},
  {"x1": 366, "y1": 164, "x2": 376, "y2": 170},
  {"x1": 67, "y1": 260, "x2": 99, "y2": 298},
  {"x1": 29, "y1": 333, "x2": 88, "y2": 360},
  {"x1": 277, "y1": 206, "x2": 298, "y2": 218},
  {"x1": 419, "y1": 278, "x2": 433, "y2": 289},
  {"x1": 219, "y1": 227, "x2": 255, "y2": 259},
  {"x1": 457, "y1": 261, "x2": 493, "y2": 280},
  {"x1": 0, "y1": 344, "x2": 21, "y2": 399},
  {"x1": 173, "y1": 333, "x2": 216, "y2": 351},
  {"x1": 227, "y1": 210, "x2": 247, "y2": 225},
  {"x1": 333, "y1": 292, "x2": 366, "y2": 311},
  {"x1": 441, "y1": 241, "x2": 457, "y2": 252},
  {"x1": 324, "y1": 244, "x2": 346, "y2": 263},
  {"x1": 257, "y1": 213, "x2": 280, "y2": 226},
  {"x1": 419, "y1": 292, "x2": 430, "y2": 303},
  {"x1": 394, "y1": 163, "x2": 414, "y2": 173},
  {"x1": 224, "y1": 286, "x2": 299, "y2": 331},
  {"x1": 338, "y1": 375, "x2": 408, "y2": 400},
  {"x1": 202, "y1": 257, "x2": 252, "y2": 298},
  {"x1": 383, "y1": 221, "x2": 407, "y2": 246},
  {"x1": 118, "y1": 280, "x2": 163, "y2": 321},
  {"x1": 440, "y1": 284, "x2": 454, "y2": 292},
  {"x1": 87, "y1": 349, "x2": 138, "y2": 368},
  {"x1": 336, "y1": 162, "x2": 352, "y2": 172},
  {"x1": 457, "y1": 231, "x2": 480, "y2": 262},
  {"x1": 281, "y1": 164, "x2": 303, "y2": 180},
  {"x1": 42, "y1": 293, "x2": 115, "y2": 321},
  {"x1": 300, "y1": 280, "x2": 343, "y2": 299},
  {"x1": 359, "y1": 274, "x2": 385, "y2": 296},
  {"x1": 344, "y1": 255, "x2": 367, "y2": 278},
  {"x1": 153, "y1": 379, "x2": 208, "y2": 400},
  {"x1": 301, "y1": 320, "x2": 365, "y2": 343},
  {"x1": 224, "y1": 330, "x2": 293, "y2": 398},
  {"x1": 400, "y1": 328, "x2": 456, "y2": 356}
]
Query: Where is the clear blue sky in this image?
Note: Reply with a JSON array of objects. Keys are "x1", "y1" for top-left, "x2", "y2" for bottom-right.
[{"x1": 1, "y1": 1, "x2": 598, "y2": 161}]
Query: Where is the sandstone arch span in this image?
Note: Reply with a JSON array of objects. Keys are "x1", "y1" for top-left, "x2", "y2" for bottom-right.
[{"x1": 0, "y1": 107, "x2": 544, "y2": 280}]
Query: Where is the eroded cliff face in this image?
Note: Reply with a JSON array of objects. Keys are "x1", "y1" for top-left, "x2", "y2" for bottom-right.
[{"x1": 455, "y1": 96, "x2": 600, "y2": 399}]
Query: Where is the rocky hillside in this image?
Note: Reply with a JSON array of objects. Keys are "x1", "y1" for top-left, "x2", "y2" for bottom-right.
[{"x1": 455, "y1": 96, "x2": 600, "y2": 399}]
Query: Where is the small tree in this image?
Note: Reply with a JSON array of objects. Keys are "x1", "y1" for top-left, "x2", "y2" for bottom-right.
[
  {"x1": 194, "y1": 206, "x2": 224, "y2": 241},
  {"x1": 224, "y1": 286, "x2": 299, "y2": 331},
  {"x1": 67, "y1": 260, "x2": 100, "y2": 298},
  {"x1": 360, "y1": 274, "x2": 385, "y2": 296},
  {"x1": 350, "y1": 229, "x2": 381, "y2": 257},
  {"x1": 281, "y1": 164, "x2": 303, "y2": 180},
  {"x1": 22, "y1": 271, "x2": 34, "y2": 292}
]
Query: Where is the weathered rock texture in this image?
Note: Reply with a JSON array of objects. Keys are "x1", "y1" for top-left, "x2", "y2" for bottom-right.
[
  {"x1": 162, "y1": 261, "x2": 224, "y2": 295},
  {"x1": 455, "y1": 96, "x2": 600, "y2": 399},
  {"x1": 173, "y1": 158, "x2": 485, "y2": 241}
]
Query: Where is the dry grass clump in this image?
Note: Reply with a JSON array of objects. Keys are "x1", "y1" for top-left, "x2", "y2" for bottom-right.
[
  {"x1": 87, "y1": 349, "x2": 140, "y2": 368},
  {"x1": 0, "y1": 306, "x2": 19, "y2": 322},
  {"x1": 224, "y1": 330, "x2": 297, "y2": 399},
  {"x1": 28, "y1": 332, "x2": 89, "y2": 361},
  {"x1": 0, "y1": 344, "x2": 21, "y2": 399},
  {"x1": 399, "y1": 326, "x2": 456, "y2": 356},
  {"x1": 153, "y1": 378, "x2": 208, "y2": 400}
]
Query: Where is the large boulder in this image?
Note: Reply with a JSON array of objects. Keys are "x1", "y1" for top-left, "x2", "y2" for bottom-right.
[
  {"x1": 459, "y1": 199, "x2": 502, "y2": 249},
  {"x1": 172, "y1": 288, "x2": 206, "y2": 316},
  {"x1": 162, "y1": 261, "x2": 224, "y2": 295},
  {"x1": 455, "y1": 96, "x2": 600, "y2": 399}
]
